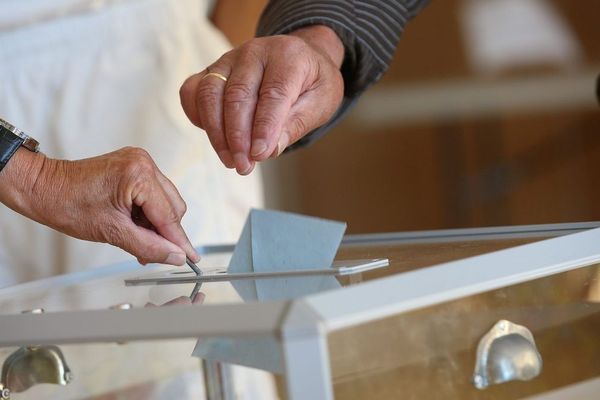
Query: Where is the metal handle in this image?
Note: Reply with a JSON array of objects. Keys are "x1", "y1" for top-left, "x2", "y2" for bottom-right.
[
  {"x1": 0, "y1": 384, "x2": 10, "y2": 399},
  {"x1": 472, "y1": 320, "x2": 542, "y2": 389},
  {"x1": 1, "y1": 309, "x2": 72, "y2": 394}
]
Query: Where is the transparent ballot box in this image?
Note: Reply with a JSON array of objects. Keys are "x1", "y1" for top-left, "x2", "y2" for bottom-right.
[{"x1": 1, "y1": 222, "x2": 600, "y2": 399}]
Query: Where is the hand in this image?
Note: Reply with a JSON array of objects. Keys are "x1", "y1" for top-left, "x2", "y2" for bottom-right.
[
  {"x1": 145, "y1": 292, "x2": 205, "y2": 307},
  {"x1": 180, "y1": 25, "x2": 345, "y2": 175},
  {"x1": 0, "y1": 147, "x2": 199, "y2": 266}
]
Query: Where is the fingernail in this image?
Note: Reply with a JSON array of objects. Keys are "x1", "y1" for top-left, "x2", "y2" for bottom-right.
[
  {"x1": 233, "y1": 153, "x2": 253, "y2": 175},
  {"x1": 277, "y1": 135, "x2": 289, "y2": 156},
  {"x1": 250, "y1": 139, "x2": 268, "y2": 158},
  {"x1": 218, "y1": 151, "x2": 235, "y2": 168},
  {"x1": 238, "y1": 161, "x2": 255, "y2": 175},
  {"x1": 191, "y1": 250, "x2": 201, "y2": 263},
  {"x1": 165, "y1": 252, "x2": 186, "y2": 266}
]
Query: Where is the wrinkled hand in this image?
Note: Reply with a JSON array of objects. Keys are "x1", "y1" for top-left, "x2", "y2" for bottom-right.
[
  {"x1": 180, "y1": 25, "x2": 345, "y2": 175},
  {"x1": 0, "y1": 147, "x2": 199, "y2": 266}
]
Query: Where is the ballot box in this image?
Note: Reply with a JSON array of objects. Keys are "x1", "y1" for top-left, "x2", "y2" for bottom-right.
[{"x1": 1, "y1": 222, "x2": 600, "y2": 399}]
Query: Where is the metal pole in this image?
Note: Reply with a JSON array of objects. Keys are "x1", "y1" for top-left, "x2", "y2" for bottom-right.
[{"x1": 202, "y1": 360, "x2": 236, "y2": 400}]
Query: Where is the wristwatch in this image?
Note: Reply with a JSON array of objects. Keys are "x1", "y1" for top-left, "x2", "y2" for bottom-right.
[{"x1": 0, "y1": 118, "x2": 40, "y2": 172}]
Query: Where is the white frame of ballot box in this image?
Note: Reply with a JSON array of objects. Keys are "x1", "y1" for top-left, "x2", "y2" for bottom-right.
[{"x1": 1, "y1": 222, "x2": 600, "y2": 400}]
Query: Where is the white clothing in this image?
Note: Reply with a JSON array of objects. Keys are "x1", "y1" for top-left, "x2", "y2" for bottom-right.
[
  {"x1": 0, "y1": 0, "x2": 263, "y2": 286},
  {"x1": 0, "y1": 1, "x2": 278, "y2": 399}
]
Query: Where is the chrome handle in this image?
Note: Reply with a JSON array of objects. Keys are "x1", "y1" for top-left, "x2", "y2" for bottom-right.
[
  {"x1": 1, "y1": 309, "x2": 72, "y2": 394},
  {"x1": 472, "y1": 319, "x2": 542, "y2": 389},
  {"x1": 0, "y1": 383, "x2": 9, "y2": 399}
]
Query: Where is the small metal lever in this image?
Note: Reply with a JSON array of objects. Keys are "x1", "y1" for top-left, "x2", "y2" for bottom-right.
[{"x1": 186, "y1": 257, "x2": 202, "y2": 276}]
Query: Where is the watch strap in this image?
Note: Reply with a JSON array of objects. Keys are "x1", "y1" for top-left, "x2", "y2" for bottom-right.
[{"x1": 0, "y1": 125, "x2": 25, "y2": 172}]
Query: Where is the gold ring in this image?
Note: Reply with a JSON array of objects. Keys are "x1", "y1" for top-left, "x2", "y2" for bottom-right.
[{"x1": 201, "y1": 71, "x2": 228, "y2": 82}]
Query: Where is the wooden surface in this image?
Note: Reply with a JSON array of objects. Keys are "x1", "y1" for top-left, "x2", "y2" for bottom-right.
[
  {"x1": 329, "y1": 263, "x2": 600, "y2": 399},
  {"x1": 276, "y1": 236, "x2": 600, "y2": 399},
  {"x1": 278, "y1": 235, "x2": 600, "y2": 399}
]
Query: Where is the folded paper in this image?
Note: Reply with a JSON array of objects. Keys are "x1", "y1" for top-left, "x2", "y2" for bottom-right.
[{"x1": 193, "y1": 209, "x2": 346, "y2": 372}]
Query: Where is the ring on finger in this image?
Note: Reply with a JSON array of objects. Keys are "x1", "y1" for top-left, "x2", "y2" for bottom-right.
[{"x1": 201, "y1": 69, "x2": 228, "y2": 83}]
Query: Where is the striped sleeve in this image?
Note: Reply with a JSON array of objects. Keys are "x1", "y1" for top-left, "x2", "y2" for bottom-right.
[{"x1": 257, "y1": 0, "x2": 429, "y2": 149}]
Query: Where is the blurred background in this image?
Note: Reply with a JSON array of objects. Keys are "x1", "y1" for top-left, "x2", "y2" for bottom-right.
[
  {"x1": 3, "y1": 0, "x2": 599, "y2": 241},
  {"x1": 254, "y1": 0, "x2": 600, "y2": 234}
]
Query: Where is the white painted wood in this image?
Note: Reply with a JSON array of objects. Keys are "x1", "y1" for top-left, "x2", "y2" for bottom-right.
[
  {"x1": 0, "y1": 302, "x2": 288, "y2": 347},
  {"x1": 282, "y1": 302, "x2": 333, "y2": 400}
]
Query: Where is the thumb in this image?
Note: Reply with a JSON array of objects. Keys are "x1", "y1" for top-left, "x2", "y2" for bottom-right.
[{"x1": 275, "y1": 84, "x2": 342, "y2": 155}]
